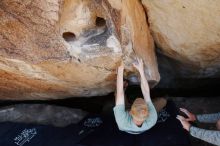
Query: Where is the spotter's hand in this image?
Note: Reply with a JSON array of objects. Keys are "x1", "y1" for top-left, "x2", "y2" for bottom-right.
[
  {"x1": 177, "y1": 115, "x2": 191, "y2": 131},
  {"x1": 180, "y1": 108, "x2": 196, "y2": 122}
]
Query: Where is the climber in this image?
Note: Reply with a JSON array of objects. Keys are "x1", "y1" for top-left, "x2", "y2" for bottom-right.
[
  {"x1": 113, "y1": 58, "x2": 157, "y2": 134},
  {"x1": 177, "y1": 108, "x2": 220, "y2": 146}
]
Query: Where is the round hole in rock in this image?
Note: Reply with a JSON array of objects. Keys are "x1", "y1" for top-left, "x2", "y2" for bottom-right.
[
  {"x1": 95, "y1": 17, "x2": 106, "y2": 27},
  {"x1": 62, "y1": 32, "x2": 76, "y2": 42}
]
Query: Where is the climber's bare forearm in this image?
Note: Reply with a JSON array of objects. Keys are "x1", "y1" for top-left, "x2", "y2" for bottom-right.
[
  {"x1": 139, "y1": 70, "x2": 151, "y2": 102},
  {"x1": 116, "y1": 66, "x2": 125, "y2": 105}
]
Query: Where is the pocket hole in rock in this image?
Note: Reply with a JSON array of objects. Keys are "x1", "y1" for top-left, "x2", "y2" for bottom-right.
[
  {"x1": 95, "y1": 17, "x2": 106, "y2": 27},
  {"x1": 63, "y1": 32, "x2": 76, "y2": 42}
]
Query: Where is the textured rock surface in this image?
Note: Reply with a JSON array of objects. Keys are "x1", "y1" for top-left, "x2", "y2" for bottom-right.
[
  {"x1": 0, "y1": 0, "x2": 159, "y2": 100},
  {"x1": 0, "y1": 104, "x2": 87, "y2": 127},
  {"x1": 120, "y1": 0, "x2": 160, "y2": 86},
  {"x1": 2, "y1": 0, "x2": 220, "y2": 100},
  {"x1": 142, "y1": 0, "x2": 220, "y2": 77}
]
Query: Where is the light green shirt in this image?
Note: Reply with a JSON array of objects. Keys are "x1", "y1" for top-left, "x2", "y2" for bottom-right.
[{"x1": 113, "y1": 101, "x2": 157, "y2": 134}]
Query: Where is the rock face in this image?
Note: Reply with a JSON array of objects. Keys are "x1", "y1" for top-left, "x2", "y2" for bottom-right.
[
  {"x1": 2, "y1": 0, "x2": 220, "y2": 100},
  {"x1": 120, "y1": 0, "x2": 160, "y2": 85},
  {"x1": 0, "y1": 0, "x2": 159, "y2": 100},
  {"x1": 142, "y1": 0, "x2": 220, "y2": 77},
  {"x1": 0, "y1": 104, "x2": 87, "y2": 127}
]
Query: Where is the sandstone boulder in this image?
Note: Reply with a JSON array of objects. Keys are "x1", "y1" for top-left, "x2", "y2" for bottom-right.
[
  {"x1": 142, "y1": 0, "x2": 220, "y2": 77},
  {"x1": 0, "y1": 0, "x2": 159, "y2": 100},
  {"x1": 0, "y1": 104, "x2": 87, "y2": 127}
]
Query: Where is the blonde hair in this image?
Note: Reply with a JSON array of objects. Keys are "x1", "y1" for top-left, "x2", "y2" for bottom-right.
[{"x1": 130, "y1": 98, "x2": 149, "y2": 121}]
